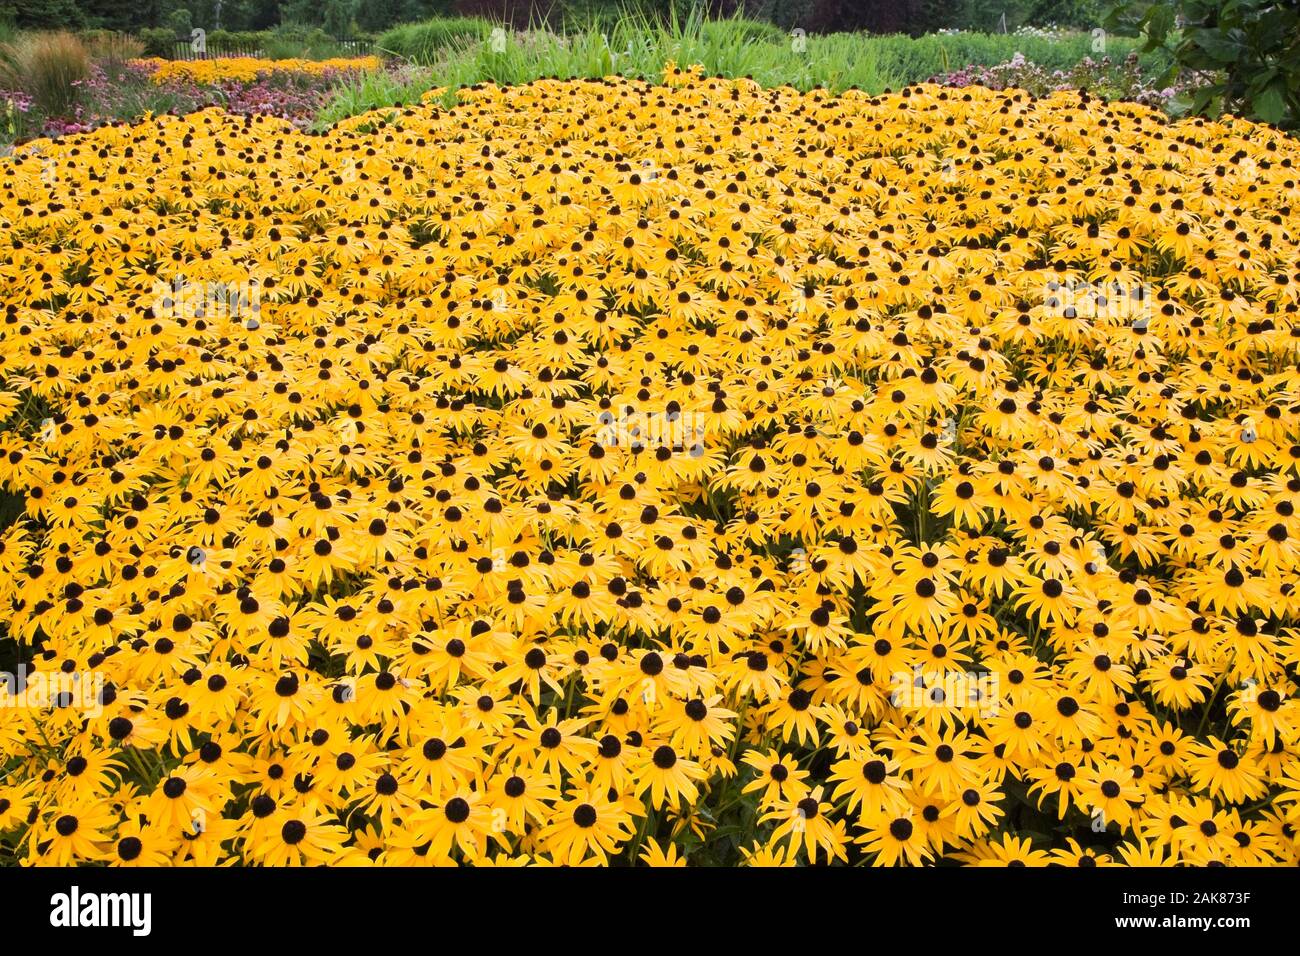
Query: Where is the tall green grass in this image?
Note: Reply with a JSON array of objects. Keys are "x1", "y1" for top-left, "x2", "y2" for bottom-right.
[
  {"x1": 323, "y1": 10, "x2": 1163, "y2": 128},
  {"x1": 375, "y1": 17, "x2": 497, "y2": 62},
  {"x1": 361, "y1": 9, "x2": 891, "y2": 100},
  {"x1": 315, "y1": 66, "x2": 439, "y2": 128}
]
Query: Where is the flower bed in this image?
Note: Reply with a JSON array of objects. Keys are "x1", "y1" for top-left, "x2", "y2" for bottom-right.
[
  {"x1": 3, "y1": 56, "x2": 386, "y2": 141},
  {"x1": 132, "y1": 56, "x2": 383, "y2": 85},
  {"x1": 0, "y1": 68, "x2": 1297, "y2": 867}
]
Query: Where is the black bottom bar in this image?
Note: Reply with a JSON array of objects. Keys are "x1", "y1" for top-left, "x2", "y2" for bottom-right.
[{"x1": 2, "y1": 864, "x2": 1284, "y2": 943}]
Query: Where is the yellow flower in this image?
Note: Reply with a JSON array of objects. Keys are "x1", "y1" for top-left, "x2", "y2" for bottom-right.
[
  {"x1": 1, "y1": 71, "x2": 1298, "y2": 868},
  {"x1": 133, "y1": 56, "x2": 382, "y2": 85}
]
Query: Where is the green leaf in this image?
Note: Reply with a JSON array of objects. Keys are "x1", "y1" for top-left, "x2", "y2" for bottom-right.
[
  {"x1": 1143, "y1": 4, "x2": 1176, "y2": 46},
  {"x1": 1252, "y1": 85, "x2": 1287, "y2": 125},
  {"x1": 1192, "y1": 29, "x2": 1246, "y2": 64},
  {"x1": 1191, "y1": 85, "x2": 1224, "y2": 118}
]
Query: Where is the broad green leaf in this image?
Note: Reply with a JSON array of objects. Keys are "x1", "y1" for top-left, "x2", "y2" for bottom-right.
[
  {"x1": 1192, "y1": 28, "x2": 1246, "y2": 63},
  {"x1": 1252, "y1": 84, "x2": 1287, "y2": 125},
  {"x1": 1142, "y1": 5, "x2": 1176, "y2": 47}
]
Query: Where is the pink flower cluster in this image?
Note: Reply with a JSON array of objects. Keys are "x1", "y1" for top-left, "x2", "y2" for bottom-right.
[
  {"x1": 930, "y1": 52, "x2": 1198, "y2": 111},
  {"x1": 211, "y1": 68, "x2": 360, "y2": 126}
]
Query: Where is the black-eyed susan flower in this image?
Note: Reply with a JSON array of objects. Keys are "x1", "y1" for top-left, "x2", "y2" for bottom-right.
[{"x1": 0, "y1": 70, "x2": 1297, "y2": 869}]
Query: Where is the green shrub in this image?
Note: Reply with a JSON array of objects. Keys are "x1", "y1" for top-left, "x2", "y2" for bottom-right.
[
  {"x1": 358, "y1": 1, "x2": 447, "y2": 34},
  {"x1": 1109, "y1": 0, "x2": 1299, "y2": 129},
  {"x1": 137, "y1": 26, "x2": 174, "y2": 58},
  {"x1": 206, "y1": 29, "x2": 266, "y2": 52}
]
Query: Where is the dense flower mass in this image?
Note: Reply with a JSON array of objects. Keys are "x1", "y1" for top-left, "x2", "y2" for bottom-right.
[
  {"x1": 1, "y1": 67, "x2": 1299, "y2": 866},
  {"x1": 132, "y1": 56, "x2": 383, "y2": 85}
]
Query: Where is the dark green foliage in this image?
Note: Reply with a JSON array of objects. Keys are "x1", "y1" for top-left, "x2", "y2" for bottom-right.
[
  {"x1": 742, "y1": 0, "x2": 814, "y2": 31},
  {"x1": 14, "y1": 0, "x2": 86, "y2": 29},
  {"x1": 1109, "y1": 0, "x2": 1300, "y2": 129},
  {"x1": 165, "y1": 7, "x2": 192, "y2": 32},
  {"x1": 1027, "y1": 0, "x2": 1104, "y2": 27},
  {"x1": 355, "y1": 0, "x2": 425, "y2": 33},
  {"x1": 323, "y1": 0, "x2": 358, "y2": 38},
  {"x1": 138, "y1": 24, "x2": 174, "y2": 53},
  {"x1": 0, "y1": 0, "x2": 1116, "y2": 35}
]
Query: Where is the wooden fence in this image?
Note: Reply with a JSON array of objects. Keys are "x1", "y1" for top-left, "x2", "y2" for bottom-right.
[{"x1": 167, "y1": 38, "x2": 372, "y2": 60}]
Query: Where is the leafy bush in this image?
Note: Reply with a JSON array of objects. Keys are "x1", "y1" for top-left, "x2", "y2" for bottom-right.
[
  {"x1": 207, "y1": 29, "x2": 267, "y2": 52},
  {"x1": 1108, "y1": 0, "x2": 1299, "y2": 129},
  {"x1": 137, "y1": 26, "x2": 175, "y2": 58},
  {"x1": 0, "y1": 31, "x2": 90, "y2": 117}
]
